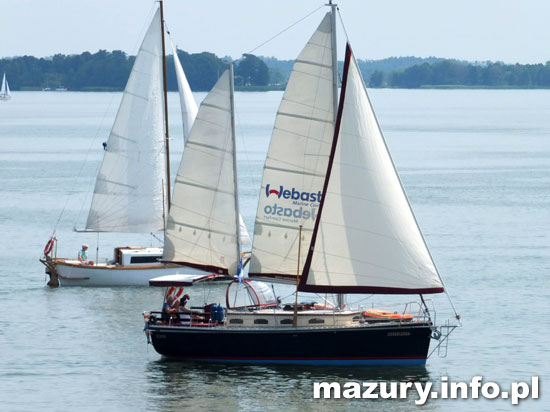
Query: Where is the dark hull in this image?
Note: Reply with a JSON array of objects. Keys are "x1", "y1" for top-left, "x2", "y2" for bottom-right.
[{"x1": 147, "y1": 322, "x2": 433, "y2": 366}]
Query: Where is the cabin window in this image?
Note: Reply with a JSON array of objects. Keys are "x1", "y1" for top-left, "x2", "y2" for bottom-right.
[
  {"x1": 129, "y1": 256, "x2": 161, "y2": 264},
  {"x1": 309, "y1": 318, "x2": 325, "y2": 324},
  {"x1": 229, "y1": 318, "x2": 243, "y2": 324},
  {"x1": 254, "y1": 319, "x2": 268, "y2": 325},
  {"x1": 280, "y1": 319, "x2": 293, "y2": 325}
]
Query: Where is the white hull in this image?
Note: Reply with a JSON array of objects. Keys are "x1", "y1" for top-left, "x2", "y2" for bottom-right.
[
  {"x1": 0, "y1": 94, "x2": 11, "y2": 101},
  {"x1": 46, "y1": 259, "x2": 209, "y2": 287}
]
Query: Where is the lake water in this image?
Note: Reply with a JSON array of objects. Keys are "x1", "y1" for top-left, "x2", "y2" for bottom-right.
[{"x1": 0, "y1": 89, "x2": 548, "y2": 411}]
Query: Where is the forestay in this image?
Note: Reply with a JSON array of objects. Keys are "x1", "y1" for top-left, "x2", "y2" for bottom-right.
[
  {"x1": 163, "y1": 69, "x2": 241, "y2": 275},
  {"x1": 249, "y1": 13, "x2": 335, "y2": 282},
  {"x1": 299, "y1": 45, "x2": 444, "y2": 294},
  {"x1": 86, "y1": 9, "x2": 166, "y2": 232}
]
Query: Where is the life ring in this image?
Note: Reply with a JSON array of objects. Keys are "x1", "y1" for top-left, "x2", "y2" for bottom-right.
[
  {"x1": 173, "y1": 287, "x2": 184, "y2": 299},
  {"x1": 44, "y1": 238, "x2": 55, "y2": 256},
  {"x1": 165, "y1": 287, "x2": 176, "y2": 300},
  {"x1": 165, "y1": 286, "x2": 184, "y2": 301}
]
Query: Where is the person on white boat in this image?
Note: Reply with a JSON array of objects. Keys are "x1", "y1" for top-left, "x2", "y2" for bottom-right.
[{"x1": 78, "y1": 244, "x2": 94, "y2": 265}]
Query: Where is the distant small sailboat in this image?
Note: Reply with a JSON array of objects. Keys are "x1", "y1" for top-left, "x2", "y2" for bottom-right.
[{"x1": 0, "y1": 73, "x2": 11, "y2": 100}]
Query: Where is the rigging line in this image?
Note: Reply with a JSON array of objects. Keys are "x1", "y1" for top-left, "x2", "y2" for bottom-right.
[
  {"x1": 235, "y1": 104, "x2": 259, "y2": 192},
  {"x1": 336, "y1": 7, "x2": 350, "y2": 44},
  {"x1": 444, "y1": 288, "x2": 462, "y2": 323},
  {"x1": 246, "y1": 5, "x2": 325, "y2": 55},
  {"x1": 54, "y1": 92, "x2": 118, "y2": 234}
]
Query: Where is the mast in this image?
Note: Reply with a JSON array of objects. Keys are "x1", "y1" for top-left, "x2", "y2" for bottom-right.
[
  {"x1": 329, "y1": 0, "x2": 344, "y2": 310},
  {"x1": 160, "y1": 0, "x2": 171, "y2": 211},
  {"x1": 229, "y1": 62, "x2": 242, "y2": 268},
  {"x1": 293, "y1": 225, "x2": 303, "y2": 327},
  {"x1": 329, "y1": 1, "x2": 338, "y2": 119}
]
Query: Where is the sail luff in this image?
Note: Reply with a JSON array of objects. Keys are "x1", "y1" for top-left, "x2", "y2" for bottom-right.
[
  {"x1": 159, "y1": 0, "x2": 171, "y2": 211},
  {"x1": 1, "y1": 74, "x2": 5, "y2": 95},
  {"x1": 299, "y1": 43, "x2": 444, "y2": 294}
]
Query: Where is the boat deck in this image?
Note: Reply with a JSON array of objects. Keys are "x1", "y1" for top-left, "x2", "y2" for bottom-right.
[{"x1": 145, "y1": 306, "x2": 422, "y2": 330}]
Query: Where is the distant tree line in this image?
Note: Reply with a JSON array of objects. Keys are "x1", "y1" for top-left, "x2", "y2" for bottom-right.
[
  {"x1": 370, "y1": 60, "x2": 550, "y2": 88},
  {"x1": 0, "y1": 49, "x2": 270, "y2": 91},
  {"x1": 3, "y1": 50, "x2": 550, "y2": 90}
]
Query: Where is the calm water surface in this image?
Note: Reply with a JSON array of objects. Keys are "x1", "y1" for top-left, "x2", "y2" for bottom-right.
[{"x1": 0, "y1": 90, "x2": 548, "y2": 411}]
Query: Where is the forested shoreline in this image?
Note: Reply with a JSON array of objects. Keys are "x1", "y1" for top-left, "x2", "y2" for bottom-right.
[
  {"x1": 2, "y1": 49, "x2": 550, "y2": 91},
  {"x1": 0, "y1": 50, "x2": 271, "y2": 92}
]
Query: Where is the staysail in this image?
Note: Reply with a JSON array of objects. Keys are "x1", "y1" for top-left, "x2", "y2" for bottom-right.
[
  {"x1": 249, "y1": 13, "x2": 335, "y2": 282},
  {"x1": 163, "y1": 68, "x2": 241, "y2": 275},
  {"x1": 299, "y1": 44, "x2": 444, "y2": 294},
  {"x1": 86, "y1": 9, "x2": 166, "y2": 232}
]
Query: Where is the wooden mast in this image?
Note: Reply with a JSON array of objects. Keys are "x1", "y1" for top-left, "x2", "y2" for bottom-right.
[{"x1": 160, "y1": 0, "x2": 171, "y2": 211}]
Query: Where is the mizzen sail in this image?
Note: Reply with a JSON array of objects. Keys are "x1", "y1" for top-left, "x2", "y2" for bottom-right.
[
  {"x1": 299, "y1": 44, "x2": 444, "y2": 294},
  {"x1": 86, "y1": 9, "x2": 166, "y2": 232},
  {"x1": 249, "y1": 13, "x2": 336, "y2": 282}
]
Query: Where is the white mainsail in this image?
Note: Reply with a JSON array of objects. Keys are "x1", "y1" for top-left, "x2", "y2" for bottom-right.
[
  {"x1": 170, "y1": 41, "x2": 198, "y2": 141},
  {"x1": 300, "y1": 45, "x2": 444, "y2": 294},
  {"x1": 249, "y1": 13, "x2": 335, "y2": 281},
  {"x1": 163, "y1": 69, "x2": 241, "y2": 275},
  {"x1": 86, "y1": 9, "x2": 166, "y2": 232}
]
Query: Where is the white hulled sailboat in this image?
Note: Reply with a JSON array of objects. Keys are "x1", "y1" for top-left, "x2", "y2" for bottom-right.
[
  {"x1": 40, "y1": 3, "x2": 250, "y2": 286},
  {"x1": 144, "y1": 2, "x2": 460, "y2": 365}
]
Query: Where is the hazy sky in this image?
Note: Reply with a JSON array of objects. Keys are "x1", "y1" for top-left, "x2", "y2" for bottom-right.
[{"x1": 2, "y1": 0, "x2": 549, "y2": 63}]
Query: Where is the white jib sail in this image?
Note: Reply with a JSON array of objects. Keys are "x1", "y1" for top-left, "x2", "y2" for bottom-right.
[
  {"x1": 170, "y1": 41, "x2": 198, "y2": 141},
  {"x1": 249, "y1": 13, "x2": 335, "y2": 280},
  {"x1": 163, "y1": 69, "x2": 241, "y2": 274},
  {"x1": 169, "y1": 43, "x2": 251, "y2": 246},
  {"x1": 86, "y1": 9, "x2": 166, "y2": 232},
  {"x1": 303, "y1": 50, "x2": 444, "y2": 292}
]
